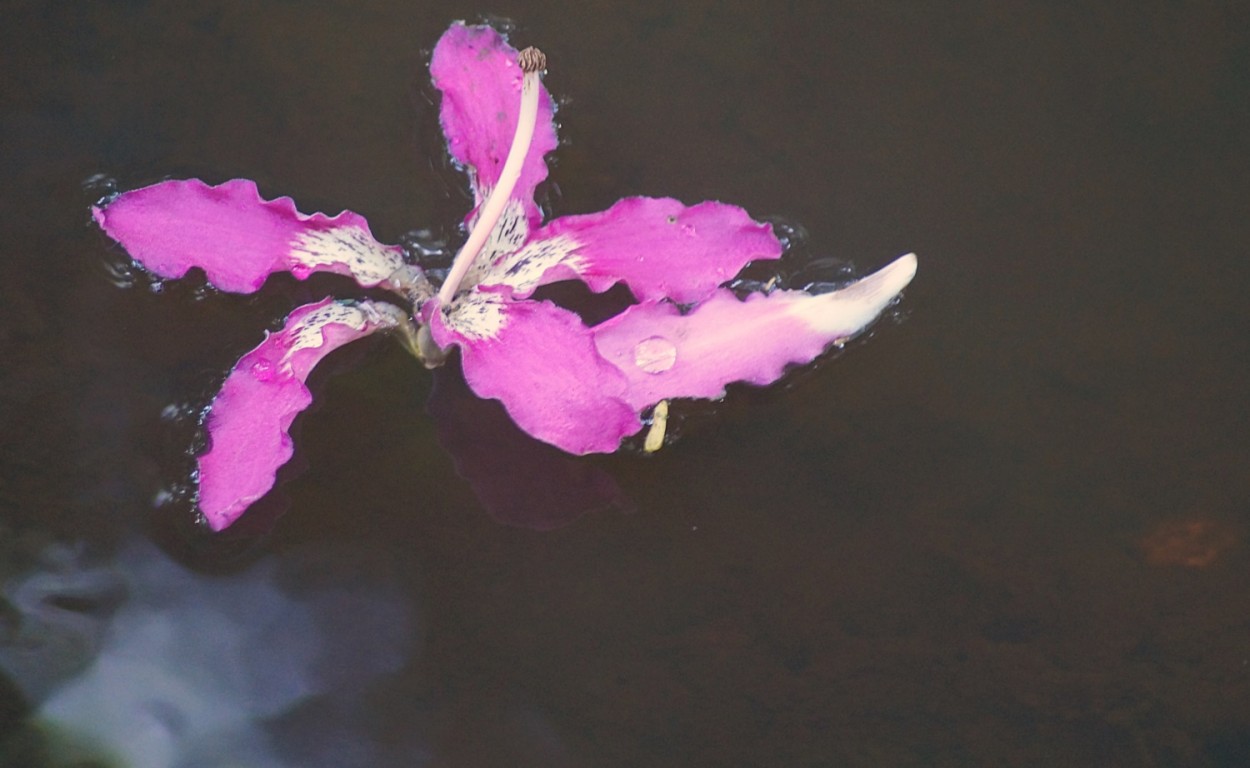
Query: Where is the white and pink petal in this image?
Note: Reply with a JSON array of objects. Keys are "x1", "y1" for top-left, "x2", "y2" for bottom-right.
[
  {"x1": 196, "y1": 298, "x2": 407, "y2": 530},
  {"x1": 460, "y1": 197, "x2": 533, "y2": 292},
  {"x1": 491, "y1": 197, "x2": 783, "y2": 303},
  {"x1": 430, "y1": 23, "x2": 558, "y2": 228},
  {"x1": 592, "y1": 253, "x2": 917, "y2": 410},
  {"x1": 429, "y1": 290, "x2": 642, "y2": 454},
  {"x1": 94, "y1": 178, "x2": 406, "y2": 293}
]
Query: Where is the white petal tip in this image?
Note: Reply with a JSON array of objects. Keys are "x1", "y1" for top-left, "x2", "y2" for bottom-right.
[
  {"x1": 794, "y1": 253, "x2": 918, "y2": 337},
  {"x1": 866, "y1": 252, "x2": 918, "y2": 296},
  {"x1": 835, "y1": 252, "x2": 917, "y2": 308}
]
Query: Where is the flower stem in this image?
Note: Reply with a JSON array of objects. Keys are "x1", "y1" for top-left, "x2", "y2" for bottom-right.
[
  {"x1": 361, "y1": 300, "x2": 426, "y2": 361},
  {"x1": 436, "y1": 46, "x2": 546, "y2": 305}
]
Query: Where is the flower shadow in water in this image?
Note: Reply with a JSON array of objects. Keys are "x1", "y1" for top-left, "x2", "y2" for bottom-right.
[
  {"x1": 154, "y1": 339, "x2": 629, "y2": 536},
  {"x1": 428, "y1": 363, "x2": 630, "y2": 530}
]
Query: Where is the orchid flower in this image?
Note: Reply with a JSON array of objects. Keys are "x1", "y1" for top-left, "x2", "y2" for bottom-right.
[{"x1": 93, "y1": 22, "x2": 917, "y2": 531}]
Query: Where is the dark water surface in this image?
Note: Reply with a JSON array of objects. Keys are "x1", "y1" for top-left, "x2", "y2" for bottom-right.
[{"x1": 3, "y1": 2, "x2": 1249, "y2": 765}]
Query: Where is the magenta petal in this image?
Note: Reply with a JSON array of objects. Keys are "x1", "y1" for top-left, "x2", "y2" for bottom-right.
[
  {"x1": 492, "y1": 197, "x2": 783, "y2": 303},
  {"x1": 93, "y1": 179, "x2": 406, "y2": 293},
  {"x1": 429, "y1": 291, "x2": 641, "y2": 454},
  {"x1": 593, "y1": 254, "x2": 918, "y2": 410},
  {"x1": 430, "y1": 23, "x2": 558, "y2": 226},
  {"x1": 197, "y1": 299, "x2": 401, "y2": 530}
]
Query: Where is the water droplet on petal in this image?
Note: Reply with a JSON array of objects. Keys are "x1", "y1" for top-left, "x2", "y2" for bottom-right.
[
  {"x1": 249, "y1": 359, "x2": 274, "y2": 380},
  {"x1": 633, "y1": 336, "x2": 677, "y2": 374}
]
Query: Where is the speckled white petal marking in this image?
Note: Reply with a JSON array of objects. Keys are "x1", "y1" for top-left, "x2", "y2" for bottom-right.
[
  {"x1": 488, "y1": 233, "x2": 583, "y2": 294},
  {"x1": 290, "y1": 225, "x2": 406, "y2": 285},
  {"x1": 282, "y1": 302, "x2": 371, "y2": 364},
  {"x1": 462, "y1": 196, "x2": 529, "y2": 290},
  {"x1": 444, "y1": 291, "x2": 509, "y2": 342}
]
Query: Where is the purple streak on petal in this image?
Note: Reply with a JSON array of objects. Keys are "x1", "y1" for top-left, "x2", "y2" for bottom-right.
[
  {"x1": 430, "y1": 23, "x2": 557, "y2": 226},
  {"x1": 93, "y1": 179, "x2": 405, "y2": 293},
  {"x1": 197, "y1": 299, "x2": 399, "y2": 530},
  {"x1": 496, "y1": 197, "x2": 783, "y2": 303},
  {"x1": 593, "y1": 254, "x2": 917, "y2": 410},
  {"x1": 429, "y1": 291, "x2": 641, "y2": 454}
]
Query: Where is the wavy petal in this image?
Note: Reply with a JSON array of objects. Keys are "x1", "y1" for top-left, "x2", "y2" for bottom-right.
[
  {"x1": 197, "y1": 299, "x2": 404, "y2": 530},
  {"x1": 429, "y1": 291, "x2": 641, "y2": 454},
  {"x1": 481, "y1": 197, "x2": 783, "y2": 303},
  {"x1": 430, "y1": 23, "x2": 558, "y2": 227},
  {"x1": 593, "y1": 254, "x2": 917, "y2": 410},
  {"x1": 93, "y1": 179, "x2": 406, "y2": 293}
]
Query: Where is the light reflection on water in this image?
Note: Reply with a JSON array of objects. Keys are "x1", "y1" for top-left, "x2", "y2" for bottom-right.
[{"x1": 2, "y1": 539, "x2": 416, "y2": 767}]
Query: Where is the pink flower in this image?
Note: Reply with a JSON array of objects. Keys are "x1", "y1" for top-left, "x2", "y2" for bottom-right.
[{"x1": 93, "y1": 22, "x2": 916, "y2": 531}]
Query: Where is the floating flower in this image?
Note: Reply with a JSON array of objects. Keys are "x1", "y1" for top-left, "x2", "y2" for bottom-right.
[{"x1": 93, "y1": 22, "x2": 917, "y2": 531}]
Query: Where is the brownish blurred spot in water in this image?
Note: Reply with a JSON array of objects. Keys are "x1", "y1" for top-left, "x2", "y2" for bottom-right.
[{"x1": 1139, "y1": 518, "x2": 1239, "y2": 568}]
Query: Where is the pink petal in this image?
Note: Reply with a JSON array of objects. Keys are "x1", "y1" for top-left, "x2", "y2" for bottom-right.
[
  {"x1": 430, "y1": 23, "x2": 558, "y2": 227},
  {"x1": 428, "y1": 291, "x2": 641, "y2": 454},
  {"x1": 197, "y1": 299, "x2": 402, "y2": 530},
  {"x1": 93, "y1": 179, "x2": 406, "y2": 293},
  {"x1": 593, "y1": 254, "x2": 917, "y2": 410},
  {"x1": 484, "y1": 197, "x2": 783, "y2": 303}
]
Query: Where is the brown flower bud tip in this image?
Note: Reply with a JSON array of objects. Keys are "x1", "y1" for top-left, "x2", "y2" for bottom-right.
[{"x1": 518, "y1": 46, "x2": 547, "y2": 74}]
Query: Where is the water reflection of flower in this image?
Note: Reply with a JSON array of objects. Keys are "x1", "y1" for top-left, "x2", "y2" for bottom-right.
[
  {"x1": 0, "y1": 539, "x2": 416, "y2": 767},
  {"x1": 428, "y1": 366, "x2": 629, "y2": 530}
]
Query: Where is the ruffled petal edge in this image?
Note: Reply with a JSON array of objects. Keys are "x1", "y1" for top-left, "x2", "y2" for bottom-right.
[{"x1": 94, "y1": 178, "x2": 407, "y2": 293}]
